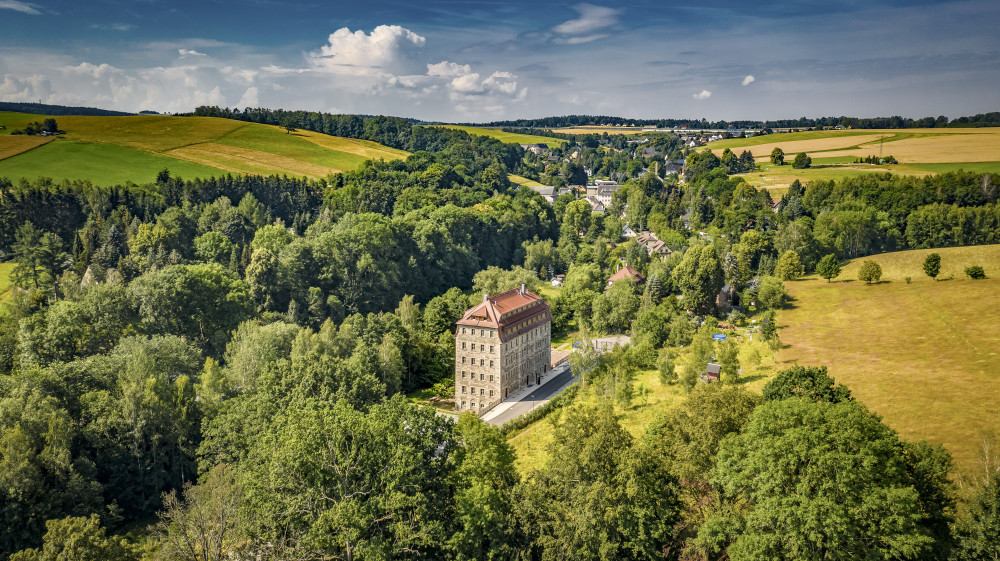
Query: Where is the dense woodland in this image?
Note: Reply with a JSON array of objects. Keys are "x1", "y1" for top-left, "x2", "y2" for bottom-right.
[{"x1": 1, "y1": 115, "x2": 999, "y2": 560}]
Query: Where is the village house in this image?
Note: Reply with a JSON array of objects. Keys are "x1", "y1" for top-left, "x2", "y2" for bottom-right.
[
  {"x1": 606, "y1": 264, "x2": 645, "y2": 290},
  {"x1": 635, "y1": 231, "x2": 672, "y2": 257},
  {"x1": 454, "y1": 285, "x2": 552, "y2": 415}
]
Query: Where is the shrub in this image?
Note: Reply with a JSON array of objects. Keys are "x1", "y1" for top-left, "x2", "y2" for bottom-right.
[
  {"x1": 965, "y1": 265, "x2": 986, "y2": 279},
  {"x1": 858, "y1": 260, "x2": 883, "y2": 285}
]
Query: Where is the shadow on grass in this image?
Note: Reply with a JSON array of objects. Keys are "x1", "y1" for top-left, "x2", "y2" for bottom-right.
[{"x1": 738, "y1": 374, "x2": 767, "y2": 385}]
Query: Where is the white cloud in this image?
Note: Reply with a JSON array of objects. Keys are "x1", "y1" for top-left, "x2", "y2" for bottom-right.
[
  {"x1": 693, "y1": 89, "x2": 712, "y2": 100},
  {"x1": 742, "y1": 75, "x2": 755, "y2": 86},
  {"x1": 179, "y1": 49, "x2": 207, "y2": 58},
  {"x1": 427, "y1": 61, "x2": 471, "y2": 78},
  {"x1": 309, "y1": 25, "x2": 426, "y2": 77},
  {"x1": 0, "y1": 0, "x2": 40, "y2": 14},
  {"x1": 553, "y1": 4, "x2": 620, "y2": 36},
  {"x1": 236, "y1": 86, "x2": 258, "y2": 108},
  {"x1": 91, "y1": 23, "x2": 134, "y2": 31}
]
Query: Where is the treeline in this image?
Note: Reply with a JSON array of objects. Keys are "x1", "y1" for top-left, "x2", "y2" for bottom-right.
[
  {"x1": 475, "y1": 112, "x2": 1000, "y2": 130},
  {"x1": 0, "y1": 101, "x2": 132, "y2": 117}
]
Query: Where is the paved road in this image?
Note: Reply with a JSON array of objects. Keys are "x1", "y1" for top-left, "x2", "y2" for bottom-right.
[{"x1": 486, "y1": 367, "x2": 577, "y2": 426}]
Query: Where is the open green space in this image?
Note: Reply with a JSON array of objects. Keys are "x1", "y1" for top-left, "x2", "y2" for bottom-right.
[
  {"x1": 509, "y1": 174, "x2": 544, "y2": 187},
  {"x1": 0, "y1": 112, "x2": 44, "y2": 129},
  {"x1": 0, "y1": 262, "x2": 14, "y2": 303},
  {"x1": 734, "y1": 162, "x2": 934, "y2": 196},
  {"x1": 0, "y1": 112, "x2": 409, "y2": 183},
  {"x1": 432, "y1": 125, "x2": 566, "y2": 148},
  {"x1": 907, "y1": 162, "x2": 1000, "y2": 174},
  {"x1": 0, "y1": 139, "x2": 226, "y2": 185},
  {"x1": 709, "y1": 129, "x2": 898, "y2": 150},
  {"x1": 778, "y1": 245, "x2": 1000, "y2": 477}
]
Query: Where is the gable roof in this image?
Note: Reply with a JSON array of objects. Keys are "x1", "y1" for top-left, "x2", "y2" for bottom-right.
[{"x1": 607, "y1": 265, "x2": 645, "y2": 287}]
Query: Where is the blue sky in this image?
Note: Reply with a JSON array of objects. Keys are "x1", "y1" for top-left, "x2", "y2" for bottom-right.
[{"x1": 1, "y1": 0, "x2": 997, "y2": 121}]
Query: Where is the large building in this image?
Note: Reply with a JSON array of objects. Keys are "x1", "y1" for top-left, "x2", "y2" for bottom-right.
[{"x1": 454, "y1": 285, "x2": 552, "y2": 415}]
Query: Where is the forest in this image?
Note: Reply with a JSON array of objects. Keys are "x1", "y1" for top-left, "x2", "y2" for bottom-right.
[{"x1": 1, "y1": 116, "x2": 999, "y2": 560}]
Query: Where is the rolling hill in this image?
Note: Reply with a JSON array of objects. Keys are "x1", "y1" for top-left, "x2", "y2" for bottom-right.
[{"x1": 0, "y1": 113, "x2": 410, "y2": 184}]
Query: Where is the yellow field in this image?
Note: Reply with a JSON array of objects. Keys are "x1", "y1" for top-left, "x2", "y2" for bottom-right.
[
  {"x1": 737, "y1": 163, "x2": 935, "y2": 196},
  {"x1": 778, "y1": 245, "x2": 1000, "y2": 476},
  {"x1": 0, "y1": 262, "x2": 14, "y2": 303},
  {"x1": 432, "y1": 125, "x2": 566, "y2": 147},
  {"x1": 0, "y1": 135, "x2": 54, "y2": 161},
  {"x1": 711, "y1": 128, "x2": 1000, "y2": 164},
  {"x1": 552, "y1": 126, "x2": 648, "y2": 135},
  {"x1": 509, "y1": 174, "x2": 544, "y2": 187}
]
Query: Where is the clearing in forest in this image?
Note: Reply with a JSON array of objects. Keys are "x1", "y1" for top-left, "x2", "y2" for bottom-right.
[
  {"x1": 433, "y1": 125, "x2": 566, "y2": 148},
  {"x1": 778, "y1": 244, "x2": 1000, "y2": 477}
]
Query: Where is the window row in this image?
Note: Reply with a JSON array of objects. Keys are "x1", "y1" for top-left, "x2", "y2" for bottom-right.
[
  {"x1": 460, "y1": 386, "x2": 494, "y2": 397},
  {"x1": 460, "y1": 327, "x2": 495, "y2": 338},
  {"x1": 460, "y1": 371, "x2": 495, "y2": 382},
  {"x1": 460, "y1": 342, "x2": 495, "y2": 353}
]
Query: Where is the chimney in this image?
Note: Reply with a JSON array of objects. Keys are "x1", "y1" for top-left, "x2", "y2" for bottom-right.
[
  {"x1": 520, "y1": 283, "x2": 525, "y2": 294},
  {"x1": 483, "y1": 292, "x2": 489, "y2": 302}
]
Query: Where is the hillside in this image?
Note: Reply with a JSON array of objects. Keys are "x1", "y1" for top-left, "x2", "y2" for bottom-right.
[
  {"x1": 432, "y1": 125, "x2": 566, "y2": 148},
  {"x1": 778, "y1": 245, "x2": 1000, "y2": 476},
  {"x1": 0, "y1": 113, "x2": 409, "y2": 184},
  {"x1": 706, "y1": 128, "x2": 1000, "y2": 194}
]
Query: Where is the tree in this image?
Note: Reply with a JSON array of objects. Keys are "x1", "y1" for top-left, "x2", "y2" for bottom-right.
[
  {"x1": 9, "y1": 515, "x2": 134, "y2": 561},
  {"x1": 858, "y1": 260, "x2": 883, "y2": 284},
  {"x1": 717, "y1": 338, "x2": 741, "y2": 383},
  {"x1": 816, "y1": 253, "x2": 841, "y2": 282},
  {"x1": 952, "y1": 473, "x2": 1000, "y2": 560},
  {"x1": 154, "y1": 465, "x2": 245, "y2": 561},
  {"x1": 701, "y1": 398, "x2": 944, "y2": 561},
  {"x1": 774, "y1": 250, "x2": 805, "y2": 280},
  {"x1": 791, "y1": 152, "x2": 812, "y2": 169},
  {"x1": 923, "y1": 253, "x2": 941, "y2": 281},
  {"x1": 673, "y1": 245, "x2": 724, "y2": 315},
  {"x1": 762, "y1": 364, "x2": 853, "y2": 403},
  {"x1": 770, "y1": 147, "x2": 785, "y2": 165},
  {"x1": 281, "y1": 117, "x2": 296, "y2": 134},
  {"x1": 42, "y1": 118, "x2": 59, "y2": 134},
  {"x1": 755, "y1": 276, "x2": 788, "y2": 310},
  {"x1": 965, "y1": 265, "x2": 986, "y2": 279}
]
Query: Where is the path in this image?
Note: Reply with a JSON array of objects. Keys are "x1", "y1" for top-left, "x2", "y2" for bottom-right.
[{"x1": 481, "y1": 362, "x2": 577, "y2": 426}]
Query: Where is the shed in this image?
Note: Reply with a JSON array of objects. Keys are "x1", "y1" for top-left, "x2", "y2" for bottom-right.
[{"x1": 700, "y1": 363, "x2": 722, "y2": 383}]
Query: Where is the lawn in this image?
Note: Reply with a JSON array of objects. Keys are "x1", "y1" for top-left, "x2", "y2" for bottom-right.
[
  {"x1": 733, "y1": 162, "x2": 933, "y2": 196},
  {"x1": 0, "y1": 262, "x2": 14, "y2": 303},
  {"x1": 433, "y1": 125, "x2": 566, "y2": 148},
  {"x1": 509, "y1": 174, "x2": 544, "y2": 187},
  {"x1": 777, "y1": 245, "x2": 1000, "y2": 477},
  {"x1": 0, "y1": 112, "x2": 410, "y2": 183}
]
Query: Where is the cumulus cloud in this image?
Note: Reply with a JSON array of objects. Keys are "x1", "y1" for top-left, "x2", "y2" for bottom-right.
[
  {"x1": 179, "y1": 49, "x2": 207, "y2": 57},
  {"x1": 0, "y1": 0, "x2": 40, "y2": 14},
  {"x1": 236, "y1": 86, "x2": 258, "y2": 108},
  {"x1": 742, "y1": 75, "x2": 755, "y2": 86},
  {"x1": 693, "y1": 89, "x2": 712, "y2": 100},
  {"x1": 309, "y1": 25, "x2": 426, "y2": 77}
]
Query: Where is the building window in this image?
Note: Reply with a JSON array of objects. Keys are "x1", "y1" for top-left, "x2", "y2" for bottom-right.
[
  {"x1": 490, "y1": 360, "x2": 494, "y2": 367},
  {"x1": 462, "y1": 371, "x2": 466, "y2": 378},
  {"x1": 490, "y1": 331, "x2": 494, "y2": 338},
  {"x1": 490, "y1": 390, "x2": 494, "y2": 397},
  {"x1": 462, "y1": 327, "x2": 466, "y2": 334},
  {"x1": 462, "y1": 386, "x2": 466, "y2": 394},
  {"x1": 480, "y1": 388, "x2": 485, "y2": 396},
  {"x1": 461, "y1": 357, "x2": 466, "y2": 364},
  {"x1": 480, "y1": 373, "x2": 484, "y2": 381},
  {"x1": 489, "y1": 375, "x2": 494, "y2": 382},
  {"x1": 480, "y1": 359, "x2": 484, "y2": 366},
  {"x1": 490, "y1": 345, "x2": 494, "y2": 353},
  {"x1": 480, "y1": 329, "x2": 484, "y2": 337},
  {"x1": 479, "y1": 402, "x2": 484, "y2": 408},
  {"x1": 480, "y1": 344, "x2": 484, "y2": 351},
  {"x1": 461, "y1": 342, "x2": 466, "y2": 350}
]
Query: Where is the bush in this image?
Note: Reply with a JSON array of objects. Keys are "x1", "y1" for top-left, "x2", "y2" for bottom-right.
[
  {"x1": 499, "y1": 383, "x2": 578, "y2": 435},
  {"x1": 965, "y1": 265, "x2": 986, "y2": 279}
]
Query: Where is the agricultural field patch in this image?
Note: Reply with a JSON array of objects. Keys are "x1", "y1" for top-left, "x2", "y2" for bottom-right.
[
  {"x1": 778, "y1": 244, "x2": 1000, "y2": 476},
  {"x1": 0, "y1": 112, "x2": 410, "y2": 183},
  {"x1": 0, "y1": 135, "x2": 53, "y2": 160},
  {"x1": 0, "y1": 139, "x2": 226, "y2": 185},
  {"x1": 0, "y1": 112, "x2": 45, "y2": 130},
  {"x1": 509, "y1": 174, "x2": 544, "y2": 187},
  {"x1": 734, "y1": 162, "x2": 934, "y2": 196},
  {"x1": 432, "y1": 125, "x2": 566, "y2": 147}
]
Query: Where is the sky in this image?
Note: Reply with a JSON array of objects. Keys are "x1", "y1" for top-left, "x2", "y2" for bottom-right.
[{"x1": 1, "y1": 0, "x2": 998, "y2": 122}]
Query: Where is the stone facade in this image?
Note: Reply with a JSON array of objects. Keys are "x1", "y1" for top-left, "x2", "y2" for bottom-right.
[{"x1": 455, "y1": 286, "x2": 551, "y2": 415}]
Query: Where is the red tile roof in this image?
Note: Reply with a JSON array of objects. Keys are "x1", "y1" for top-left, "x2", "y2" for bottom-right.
[
  {"x1": 457, "y1": 286, "x2": 550, "y2": 342},
  {"x1": 607, "y1": 265, "x2": 645, "y2": 286}
]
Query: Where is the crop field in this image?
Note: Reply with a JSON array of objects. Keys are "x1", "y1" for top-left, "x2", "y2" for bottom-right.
[
  {"x1": 735, "y1": 162, "x2": 935, "y2": 195},
  {"x1": 778, "y1": 245, "x2": 1000, "y2": 476},
  {"x1": 432, "y1": 125, "x2": 566, "y2": 147},
  {"x1": 0, "y1": 113, "x2": 409, "y2": 183}
]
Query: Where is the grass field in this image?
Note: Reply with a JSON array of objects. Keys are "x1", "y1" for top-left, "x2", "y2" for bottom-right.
[
  {"x1": 433, "y1": 125, "x2": 566, "y2": 148},
  {"x1": 0, "y1": 262, "x2": 14, "y2": 303},
  {"x1": 551, "y1": 126, "x2": 650, "y2": 136},
  {"x1": 508, "y1": 333, "x2": 780, "y2": 474},
  {"x1": 735, "y1": 162, "x2": 935, "y2": 195},
  {"x1": 778, "y1": 245, "x2": 1000, "y2": 476},
  {"x1": 0, "y1": 113, "x2": 409, "y2": 183},
  {"x1": 509, "y1": 174, "x2": 544, "y2": 187}
]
